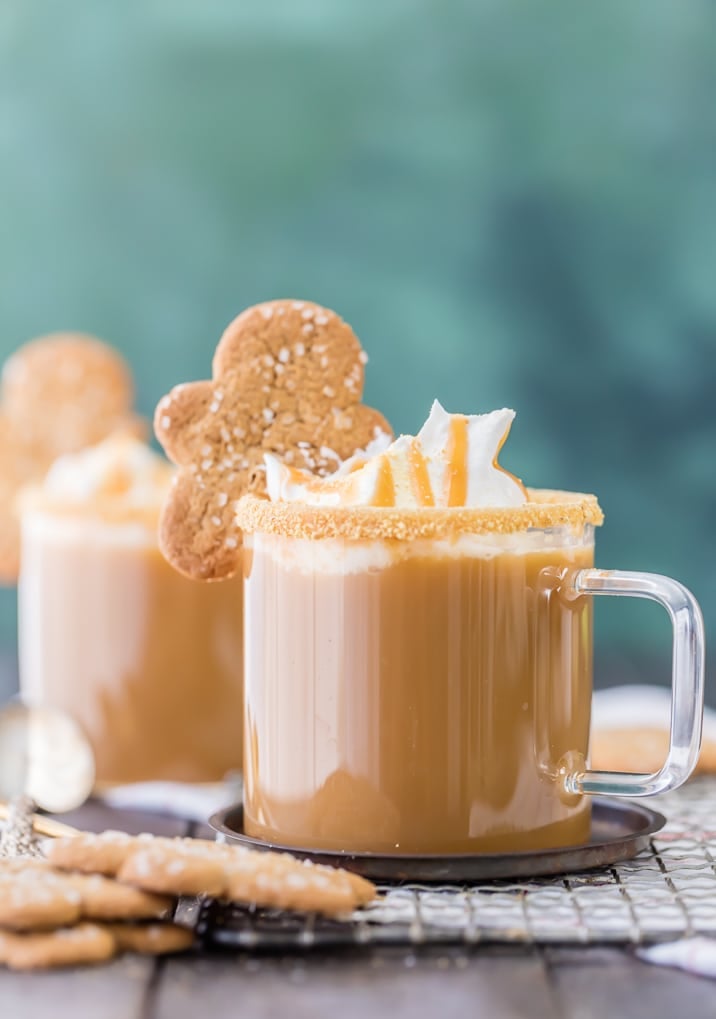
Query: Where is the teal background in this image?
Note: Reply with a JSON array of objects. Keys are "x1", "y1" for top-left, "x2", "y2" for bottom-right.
[{"x1": 1, "y1": 1, "x2": 714, "y2": 690}]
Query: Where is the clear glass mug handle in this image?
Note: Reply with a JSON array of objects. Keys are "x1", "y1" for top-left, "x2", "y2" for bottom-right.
[{"x1": 560, "y1": 569, "x2": 705, "y2": 798}]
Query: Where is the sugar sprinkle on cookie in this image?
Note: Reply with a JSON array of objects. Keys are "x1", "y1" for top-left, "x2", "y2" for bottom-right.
[
  {"x1": 0, "y1": 856, "x2": 174, "y2": 931},
  {"x1": 2, "y1": 333, "x2": 141, "y2": 458},
  {"x1": 0, "y1": 859, "x2": 82, "y2": 931},
  {"x1": 67, "y1": 873, "x2": 173, "y2": 921},
  {"x1": 47, "y1": 831, "x2": 378, "y2": 917},
  {"x1": 41, "y1": 830, "x2": 141, "y2": 876}
]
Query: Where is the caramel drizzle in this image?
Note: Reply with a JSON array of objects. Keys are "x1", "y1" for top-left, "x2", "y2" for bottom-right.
[
  {"x1": 273, "y1": 412, "x2": 526, "y2": 509},
  {"x1": 372, "y1": 456, "x2": 396, "y2": 507},
  {"x1": 408, "y1": 440, "x2": 435, "y2": 507},
  {"x1": 446, "y1": 415, "x2": 469, "y2": 507}
]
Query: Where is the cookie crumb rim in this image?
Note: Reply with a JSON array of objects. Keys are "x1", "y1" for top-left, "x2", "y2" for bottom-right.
[{"x1": 235, "y1": 489, "x2": 604, "y2": 541}]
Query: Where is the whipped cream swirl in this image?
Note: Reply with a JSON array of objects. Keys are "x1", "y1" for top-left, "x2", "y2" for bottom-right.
[
  {"x1": 265, "y1": 401, "x2": 526, "y2": 508},
  {"x1": 39, "y1": 435, "x2": 173, "y2": 508}
]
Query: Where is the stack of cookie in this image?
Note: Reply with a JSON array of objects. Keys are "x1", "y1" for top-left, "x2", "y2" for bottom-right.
[
  {"x1": 0, "y1": 830, "x2": 377, "y2": 969},
  {"x1": 0, "y1": 856, "x2": 191, "y2": 970}
]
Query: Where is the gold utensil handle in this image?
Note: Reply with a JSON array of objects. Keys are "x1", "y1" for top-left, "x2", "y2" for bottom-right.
[{"x1": 0, "y1": 801, "x2": 80, "y2": 839}]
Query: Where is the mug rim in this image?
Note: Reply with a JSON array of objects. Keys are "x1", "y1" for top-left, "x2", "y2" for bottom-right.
[{"x1": 235, "y1": 488, "x2": 603, "y2": 542}]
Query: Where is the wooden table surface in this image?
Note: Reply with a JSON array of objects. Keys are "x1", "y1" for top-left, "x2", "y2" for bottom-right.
[{"x1": 0, "y1": 800, "x2": 714, "y2": 1019}]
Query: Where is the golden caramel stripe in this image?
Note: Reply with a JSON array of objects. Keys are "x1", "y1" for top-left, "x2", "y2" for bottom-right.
[
  {"x1": 408, "y1": 440, "x2": 435, "y2": 507},
  {"x1": 373, "y1": 457, "x2": 396, "y2": 507},
  {"x1": 446, "y1": 416, "x2": 469, "y2": 507}
]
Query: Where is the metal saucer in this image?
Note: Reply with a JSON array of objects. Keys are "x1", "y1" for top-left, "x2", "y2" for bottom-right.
[{"x1": 209, "y1": 799, "x2": 665, "y2": 882}]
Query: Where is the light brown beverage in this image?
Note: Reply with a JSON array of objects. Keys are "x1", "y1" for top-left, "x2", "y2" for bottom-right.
[
  {"x1": 238, "y1": 493, "x2": 601, "y2": 855},
  {"x1": 18, "y1": 439, "x2": 244, "y2": 786}
]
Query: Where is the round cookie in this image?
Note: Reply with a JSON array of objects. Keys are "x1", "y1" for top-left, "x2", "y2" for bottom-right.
[
  {"x1": 115, "y1": 835, "x2": 377, "y2": 916},
  {"x1": 0, "y1": 855, "x2": 172, "y2": 930},
  {"x1": 0, "y1": 859, "x2": 81, "y2": 931},
  {"x1": 48, "y1": 830, "x2": 378, "y2": 917},
  {"x1": 116, "y1": 838, "x2": 230, "y2": 898},
  {"x1": 104, "y1": 921, "x2": 194, "y2": 956},
  {"x1": 0, "y1": 923, "x2": 116, "y2": 970},
  {"x1": 221, "y1": 848, "x2": 377, "y2": 917},
  {"x1": 154, "y1": 299, "x2": 392, "y2": 579},
  {"x1": 68, "y1": 873, "x2": 173, "y2": 921},
  {"x1": 43, "y1": 830, "x2": 141, "y2": 876}
]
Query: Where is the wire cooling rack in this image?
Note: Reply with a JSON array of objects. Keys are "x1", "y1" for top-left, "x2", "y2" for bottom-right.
[{"x1": 195, "y1": 778, "x2": 716, "y2": 948}]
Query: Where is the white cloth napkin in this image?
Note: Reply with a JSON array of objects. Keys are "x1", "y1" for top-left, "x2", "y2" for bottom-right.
[
  {"x1": 638, "y1": 939, "x2": 716, "y2": 979},
  {"x1": 593, "y1": 684, "x2": 716, "y2": 739},
  {"x1": 98, "y1": 774, "x2": 242, "y2": 823}
]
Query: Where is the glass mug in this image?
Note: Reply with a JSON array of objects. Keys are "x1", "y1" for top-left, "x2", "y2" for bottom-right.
[
  {"x1": 18, "y1": 504, "x2": 244, "y2": 787},
  {"x1": 237, "y1": 491, "x2": 705, "y2": 855}
]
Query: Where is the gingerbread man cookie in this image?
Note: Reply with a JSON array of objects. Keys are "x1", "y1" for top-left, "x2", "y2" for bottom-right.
[
  {"x1": 154, "y1": 299, "x2": 392, "y2": 579},
  {"x1": 2, "y1": 332, "x2": 141, "y2": 457},
  {"x1": 0, "y1": 332, "x2": 144, "y2": 583}
]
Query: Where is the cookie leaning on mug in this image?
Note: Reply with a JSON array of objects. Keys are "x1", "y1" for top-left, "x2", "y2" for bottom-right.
[
  {"x1": 154, "y1": 299, "x2": 393, "y2": 580},
  {"x1": 0, "y1": 332, "x2": 145, "y2": 583}
]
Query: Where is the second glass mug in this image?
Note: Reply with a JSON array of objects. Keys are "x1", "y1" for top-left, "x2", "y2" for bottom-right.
[
  {"x1": 237, "y1": 491, "x2": 705, "y2": 855},
  {"x1": 18, "y1": 504, "x2": 244, "y2": 786}
]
